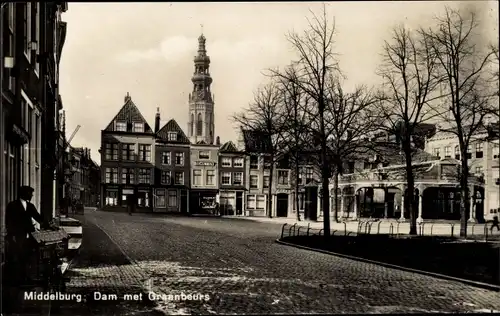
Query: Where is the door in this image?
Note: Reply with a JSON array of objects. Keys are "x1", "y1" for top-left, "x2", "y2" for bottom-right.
[
  {"x1": 236, "y1": 192, "x2": 243, "y2": 215},
  {"x1": 181, "y1": 190, "x2": 188, "y2": 214},
  {"x1": 305, "y1": 187, "x2": 318, "y2": 221},
  {"x1": 277, "y1": 193, "x2": 288, "y2": 217}
]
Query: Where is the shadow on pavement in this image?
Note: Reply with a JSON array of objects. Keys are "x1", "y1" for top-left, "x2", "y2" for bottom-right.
[
  {"x1": 282, "y1": 234, "x2": 500, "y2": 286},
  {"x1": 69, "y1": 215, "x2": 131, "y2": 269}
]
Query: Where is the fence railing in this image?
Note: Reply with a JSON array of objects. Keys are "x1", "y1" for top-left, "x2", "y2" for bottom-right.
[{"x1": 280, "y1": 221, "x2": 500, "y2": 241}]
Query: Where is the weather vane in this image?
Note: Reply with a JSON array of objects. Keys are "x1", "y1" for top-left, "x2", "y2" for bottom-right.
[{"x1": 200, "y1": 24, "x2": 204, "y2": 34}]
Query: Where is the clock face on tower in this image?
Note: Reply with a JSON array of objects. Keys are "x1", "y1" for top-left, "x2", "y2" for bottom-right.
[{"x1": 197, "y1": 90, "x2": 204, "y2": 98}]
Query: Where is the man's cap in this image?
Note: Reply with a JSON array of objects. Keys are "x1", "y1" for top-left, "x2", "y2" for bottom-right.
[{"x1": 19, "y1": 186, "x2": 35, "y2": 194}]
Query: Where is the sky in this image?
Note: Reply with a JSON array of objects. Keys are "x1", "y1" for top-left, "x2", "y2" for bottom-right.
[{"x1": 59, "y1": 1, "x2": 499, "y2": 165}]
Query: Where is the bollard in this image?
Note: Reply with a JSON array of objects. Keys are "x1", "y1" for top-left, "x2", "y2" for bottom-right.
[
  {"x1": 377, "y1": 221, "x2": 382, "y2": 234},
  {"x1": 396, "y1": 222, "x2": 401, "y2": 235},
  {"x1": 484, "y1": 225, "x2": 488, "y2": 242},
  {"x1": 281, "y1": 223, "x2": 287, "y2": 239},
  {"x1": 307, "y1": 223, "x2": 311, "y2": 236},
  {"x1": 389, "y1": 223, "x2": 394, "y2": 236},
  {"x1": 343, "y1": 222, "x2": 347, "y2": 236},
  {"x1": 369, "y1": 222, "x2": 375, "y2": 234},
  {"x1": 430, "y1": 224, "x2": 434, "y2": 236},
  {"x1": 450, "y1": 224, "x2": 455, "y2": 237},
  {"x1": 358, "y1": 221, "x2": 365, "y2": 234}
]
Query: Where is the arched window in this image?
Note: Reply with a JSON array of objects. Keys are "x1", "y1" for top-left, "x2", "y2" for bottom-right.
[
  {"x1": 191, "y1": 114, "x2": 195, "y2": 135},
  {"x1": 197, "y1": 113, "x2": 203, "y2": 136}
]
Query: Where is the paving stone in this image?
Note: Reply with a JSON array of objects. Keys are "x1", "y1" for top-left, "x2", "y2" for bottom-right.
[{"x1": 65, "y1": 211, "x2": 500, "y2": 315}]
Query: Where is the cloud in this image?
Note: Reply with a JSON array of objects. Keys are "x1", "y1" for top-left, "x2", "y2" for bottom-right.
[
  {"x1": 115, "y1": 35, "x2": 285, "y2": 64},
  {"x1": 115, "y1": 48, "x2": 163, "y2": 63}
]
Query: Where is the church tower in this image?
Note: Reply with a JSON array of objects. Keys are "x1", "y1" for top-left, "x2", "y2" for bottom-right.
[{"x1": 188, "y1": 33, "x2": 215, "y2": 144}]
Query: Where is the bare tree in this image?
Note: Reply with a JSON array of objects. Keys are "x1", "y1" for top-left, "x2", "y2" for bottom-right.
[
  {"x1": 275, "y1": 64, "x2": 312, "y2": 222},
  {"x1": 485, "y1": 44, "x2": 499, "y2": 120},
  {"x1": 268, "y1": 5, "x2": 341, "y2": 237},
  {"x1": 232, "y1": 82, "x2": 288, "y2": 218},
  {"x1": 321, "y1": 76, "x2": 381, "y2": 223},
  {"x1": 423, "y1": 6, "x2": 496, "y2": 237},
  {"x1": 376, "y1": 25, "x2": 443, "y2": 235}
]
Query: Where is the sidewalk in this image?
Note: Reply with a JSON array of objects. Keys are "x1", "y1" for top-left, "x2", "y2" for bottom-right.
[{"x1": 223, "y1": 216, "x2": 500, "y2": 238}]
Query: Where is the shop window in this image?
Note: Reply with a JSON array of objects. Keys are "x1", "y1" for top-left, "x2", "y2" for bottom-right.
[
  {"x1": 105, "y1": 191, "x2": 118, "y2": 206},
  {"x1": 168, "y1": 190, "x2": 178, "y2": 207}
]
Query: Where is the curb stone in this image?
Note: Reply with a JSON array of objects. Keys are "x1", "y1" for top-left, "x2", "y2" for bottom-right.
[{"x1": 275, "y1": 238, "x2": 500, "y2": 292}]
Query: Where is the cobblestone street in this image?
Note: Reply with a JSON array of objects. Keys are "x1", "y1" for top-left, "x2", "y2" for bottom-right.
[{"x1": 62, "y1": 210, "x2": 500, "y2": 315}]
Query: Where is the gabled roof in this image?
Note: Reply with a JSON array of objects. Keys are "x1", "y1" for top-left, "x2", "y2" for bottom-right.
[
  {"x1": 156, "y1": 119, "x2": 190, "y2": 144},
  {"x1": 219, "y1": 141, "x2": 240, "y2": 153},
  {"x1": 104, "y1": 96, "x2": 153, "y2": 133},
  {"x1": 197, "y1": 140, "x2": 207, "y2": 145}
]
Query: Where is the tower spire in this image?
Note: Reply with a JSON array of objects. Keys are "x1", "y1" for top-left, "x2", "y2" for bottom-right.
[{"x1": 188, "y1": 34, "x2": 215, "y2": 145}]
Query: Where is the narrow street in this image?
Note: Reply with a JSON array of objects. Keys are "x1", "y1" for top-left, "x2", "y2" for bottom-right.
[{"x1": 59, "y1": 210, "x2": 500, "y2": 315}]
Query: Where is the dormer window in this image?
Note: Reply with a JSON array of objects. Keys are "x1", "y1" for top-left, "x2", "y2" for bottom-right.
[
  {"x1": 133, "y1": 122, "x2": 144, "y2": 133},
  {"x1": 168, "y1": 132, "x2": 177, "y2": 141},
  {"x1": 116, "y1": 121, "x2": 127, "y2": 132}
]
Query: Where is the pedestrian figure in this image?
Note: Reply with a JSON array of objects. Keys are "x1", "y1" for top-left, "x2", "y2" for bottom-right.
[
  {"x1": 128, "y1": 194, "x2": 137, "y2": 215},
  {"x1": 491, "y1": 215, "x2": 500, "y2": 232},
  {"x1": 5, "y1": 186, "x2": 46, "y2": 285},
  {"x1": 214, "y1": 202, "x2": 220, "y2": 216}
]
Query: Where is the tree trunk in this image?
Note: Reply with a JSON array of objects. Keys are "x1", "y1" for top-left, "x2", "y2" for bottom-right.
[
  {"x1": 295, "y1": 158, "x2": 301, "y2": 221},
  {"x1": 320, "y1": 148, "x2": 330, "y2": 238},
  {"x1": 322, "y1": 166, "x2": 330, "y2": 238},
  {"x1": 404, "y1": 149, "x2": 418, "y2": 235},
  {"x1": 459, "y1": 162, "x2": 469, "y2": 238},
  {"x1": 267, "y1": 157, "x2": 274, "y2": 218},
  {"x1": 333, "y1": 169, "x2": 339, "y2": 223}
]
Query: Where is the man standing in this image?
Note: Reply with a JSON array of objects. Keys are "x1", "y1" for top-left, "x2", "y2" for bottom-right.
[
  {"x1": 491, "y1": 215, "x2": 500, "y2": 233},
  {"x1": 5, "y1": 186, "x2": 46, "y2": 284},
  {"x1": 128, "y1": 194, "x2": 137, "y2": 215}
]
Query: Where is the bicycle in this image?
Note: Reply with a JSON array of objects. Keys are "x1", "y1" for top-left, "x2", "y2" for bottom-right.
[{"x1": 28, "y1": 222, "x2": 70, "y2": 311}]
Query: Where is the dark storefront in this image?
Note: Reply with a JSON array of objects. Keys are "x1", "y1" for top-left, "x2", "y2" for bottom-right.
[
  {"x1": 190, "y1": 189, "x2": 218, "y2": 215},
  {"x1": 102, "y1": 184, "x2": 153, "y2": 211}
]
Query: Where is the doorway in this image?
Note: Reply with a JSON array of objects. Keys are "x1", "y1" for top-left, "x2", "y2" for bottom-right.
[
  {"x1": 181, "y1": 190, "x2": 188, "y2": 214},
  {"x1": 277, "y1": 193, "x2": 289, "y2": 217},
  {"x1": 236, "y1": 192, "x2": 243, "y2": 215},
  {"x1": 305, "y1": 187, "x2": 318, "y2": 221}
]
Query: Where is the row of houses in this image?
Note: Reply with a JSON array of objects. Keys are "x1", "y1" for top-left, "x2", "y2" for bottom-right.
[
  {"x1": 99, "y1": 94, "x2": 283, "y2": 216},
  {"x1": 100, "y1": 94, "x2": 499, "y2": 222},
  {"x1": 66, "y1": 146, "x2": 100, "y2": 207},
  {"x1": 1, "y1": 2, "x2": 69, "y2": 264}
]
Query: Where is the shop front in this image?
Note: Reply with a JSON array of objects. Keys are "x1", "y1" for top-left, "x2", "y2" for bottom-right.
[
  {"x1": 101, "y1": 185, "x2": 152, "y2": 212},
  {"x1": 190, "y1": 189, "x2": 219, "y2": 215},
  {"x1": 153, "y1": 188, "x2": 188, "y2": 213},
  {"x1": 219, "y1": 190, "x2": 245, "y2": 216}
]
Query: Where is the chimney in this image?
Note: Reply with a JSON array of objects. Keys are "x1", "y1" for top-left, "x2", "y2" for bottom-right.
[
  {"x1": 124, "y1": 92, "x2": 131, "y2": 103},
  {"x1": 155, "y1": 107, "x2": 160, "y2": 133},
  {"x1": 216, "y1": 136, "x2": 220, "y2": 146}
]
